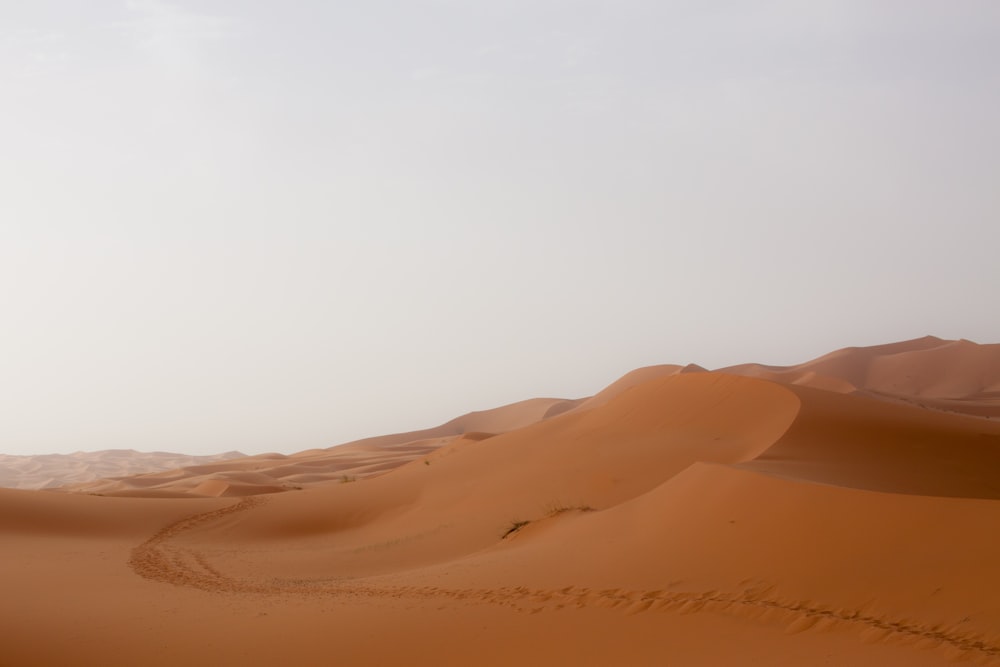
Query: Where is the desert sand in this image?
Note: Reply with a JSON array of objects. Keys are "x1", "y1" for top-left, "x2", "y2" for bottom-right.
[
  {"x1": 2, "y1": 336, "x2": 1000, "y2": 666},
  {"x1": 0, "y1": 449, "x2": 246, "y2": 491}
]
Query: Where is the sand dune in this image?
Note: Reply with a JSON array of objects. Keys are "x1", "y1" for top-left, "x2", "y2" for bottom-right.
[
  {"x1": 723, "y1": 335, "x2": 1000, "y2": 417},
  {"x1": 56, "y1": 396, "x2": 582, "y2": 498},
  {"x1": 740, "y1": 383, "x2": 1000, "y2": 499},
  {"x1": 2, "y1": 337, "x2": 1000, "y2": 666},
  {"x1": 0, "y1": 449, "x2": 245, "y2": 491}
]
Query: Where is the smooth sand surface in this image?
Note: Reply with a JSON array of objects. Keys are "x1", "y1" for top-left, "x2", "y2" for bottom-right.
[{"x1": 2, "y1": 337, "x2": 1000, "y2": 666}]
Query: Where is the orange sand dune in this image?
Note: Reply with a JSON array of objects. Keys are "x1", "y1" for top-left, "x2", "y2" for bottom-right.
[
  {"x1": 723, "y1": 335, "x2": 1000, "y2": 417},
  {"x1": 2, "y1": 337, "x2": 1000, "y2": 666},
  {"x1": 49, "y1": 337, "x2": 1000, "y2": 498}
]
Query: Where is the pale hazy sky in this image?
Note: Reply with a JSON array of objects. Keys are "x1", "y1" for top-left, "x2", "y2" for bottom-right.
[{"x1": 2, "y1": 1, "x2": 998, "y2": 456}]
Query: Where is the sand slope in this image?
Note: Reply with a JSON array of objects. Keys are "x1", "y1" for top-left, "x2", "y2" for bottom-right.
[{"x1": 2, "y1": 337, "x2": 1000, "y2": 666}]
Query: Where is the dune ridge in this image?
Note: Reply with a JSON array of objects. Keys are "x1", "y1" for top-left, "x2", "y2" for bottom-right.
[{"x1": 722, "y1": 335, "x2": 1000, "y2": 417}]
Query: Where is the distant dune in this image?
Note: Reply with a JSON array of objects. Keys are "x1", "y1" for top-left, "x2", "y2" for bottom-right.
[
  {"x1": 722, "y1": 335, "x2": 1000, "y2": 418},
  {"x1": 0, "y1": 449, "x2": 245, "y2": 491},
  {"x1": 2, "y1": 337, "x2": 999, "y2": 666}
]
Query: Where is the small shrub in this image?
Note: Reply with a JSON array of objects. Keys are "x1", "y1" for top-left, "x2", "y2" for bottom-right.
[
  {"x1": 502, "y1": 504, "x2": 595, "y2": 540},
  {"x1": 502, "y1": 519, "x2": 530, "y2": 539}
]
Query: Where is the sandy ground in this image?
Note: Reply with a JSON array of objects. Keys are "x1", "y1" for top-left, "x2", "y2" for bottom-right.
[{"x1": 2, "y1": 336, "x2": 999, "y2": 666}]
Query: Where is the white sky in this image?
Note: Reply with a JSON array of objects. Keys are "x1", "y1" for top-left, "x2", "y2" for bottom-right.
[{"x1": 2, "y1": 1, "x2": 998, "y2": 455}]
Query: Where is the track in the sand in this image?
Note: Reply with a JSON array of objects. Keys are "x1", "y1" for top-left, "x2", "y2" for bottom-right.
[{"x1": 129, "y1": 496, "x2": 1000, "y2": 664}]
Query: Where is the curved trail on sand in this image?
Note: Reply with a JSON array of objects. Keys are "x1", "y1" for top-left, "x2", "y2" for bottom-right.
[{"x1": 129, "y1": 497, "x2": 1000, "y2": 664}]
